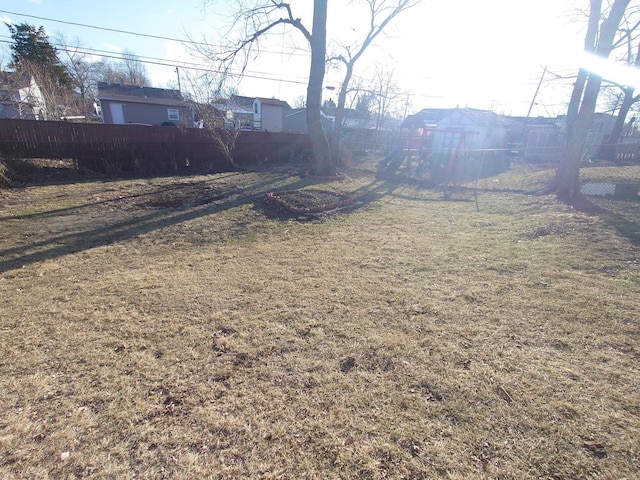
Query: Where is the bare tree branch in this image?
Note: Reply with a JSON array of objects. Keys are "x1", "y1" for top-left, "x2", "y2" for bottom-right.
[{"x1": 329, "y1": 0, "x2": 421, "y2": 163}]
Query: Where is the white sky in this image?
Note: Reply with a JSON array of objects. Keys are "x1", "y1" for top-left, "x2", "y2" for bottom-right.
[{"x1": 0, "y1": 0, "x2": 589, "y2": 117}]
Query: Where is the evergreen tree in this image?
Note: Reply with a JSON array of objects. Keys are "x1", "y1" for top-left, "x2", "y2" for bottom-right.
[{"x1": 6, "y1": 22, "x2": 72, "y2": 88}]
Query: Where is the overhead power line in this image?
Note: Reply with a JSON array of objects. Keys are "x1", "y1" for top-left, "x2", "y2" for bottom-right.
[
  {"x1": 0, "y1": 39, "x2": 310, "y2": 87},
  {"x1": 0, "y1": 8, "x2": 212, "y2": 46},
  {"x1": 0, "y1": 9, "x2": 309, "y2": 57},
  {"x1": 0, "y1": 34, "x2": 306, "y2": 82}
]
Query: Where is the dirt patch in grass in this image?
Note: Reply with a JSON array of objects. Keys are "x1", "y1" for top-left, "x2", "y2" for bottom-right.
[
  {"x1": 1, "y1": 158, "x2": 83, "y2": 185},
  {"x1": 1, "y1": 163, "x2": 639, "y2": 479},
  {"x1": 90, "y1": 180, "x2": 235, "y2": 210},
  {"x1": 262, "y1": 188, "x2": 355, "y2": 218}
]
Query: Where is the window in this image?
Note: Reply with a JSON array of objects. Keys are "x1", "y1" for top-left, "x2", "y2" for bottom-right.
[{"x1": 167, "y1": 108, "x2": 180, "y2": 121}]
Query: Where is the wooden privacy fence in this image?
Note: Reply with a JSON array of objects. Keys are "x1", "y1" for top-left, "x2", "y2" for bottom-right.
[{"x1": 0, "y1": 119, "x2": 311, "y2": 173}]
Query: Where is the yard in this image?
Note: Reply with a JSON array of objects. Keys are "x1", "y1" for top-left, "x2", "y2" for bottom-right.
[{"x1": 1, "y1": 159, "x2": 639, "y2": 479}]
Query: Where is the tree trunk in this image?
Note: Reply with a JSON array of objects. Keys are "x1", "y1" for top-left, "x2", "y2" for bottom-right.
[
  {"x1": 550, "y1": 0, "x2": 630, "y2": 198},
  {"x1": 554, "y1": 79, "x2": 600, "y2": 198},
  {"x1": 604, "y1": 42, "x2": 640, "y2": 150},
  {"x1": 564, "y1": 3, "x2": 600, "y2": 129},
  {"x1": 306, "y1": 0, "x2": 333, "y2": 176},
  {"x1": 607, "y1": 87, "x2": 634, "y2": 144},
  {"x1": 329, "y1": 63, "x2": 353, "y2": 167}
]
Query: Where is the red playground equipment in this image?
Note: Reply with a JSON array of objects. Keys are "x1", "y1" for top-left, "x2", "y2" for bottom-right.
[{"x1": 378, "y1": 125, "x2": 479, "y2": 187}]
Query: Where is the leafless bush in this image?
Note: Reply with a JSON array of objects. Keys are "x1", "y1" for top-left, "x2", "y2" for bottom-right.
[{"x1": 0, "y1": 156, "x2": 7, "y2": 187}]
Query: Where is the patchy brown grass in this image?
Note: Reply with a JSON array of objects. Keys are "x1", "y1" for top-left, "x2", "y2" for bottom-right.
[{"x1": 1, "y1": 162, "x2": 639, "y2": 479}]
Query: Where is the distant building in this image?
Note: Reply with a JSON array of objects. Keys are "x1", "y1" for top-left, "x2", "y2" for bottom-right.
[
  {"x1": 505, "y1": 115, "x2": 561, "y2": 162},
  {"x1": 0, "y1": 72, "x2": 46, "y2": 120},
  {"x1": 208, "y1": 95, "x2": 290, "y2": 131},
  {"x1": 392, "y1": 107, "x2": 517, "y2": 180},
  {"x1": 96, "y1": 82, "x2": 194, "y2": 127},
  {"x1": 253, "y1": 97, "x2": 289, "y2": 131},
  {"x1": 406, "y1": 107, "x2": 513, "y2": 154},
  {"x1": 283, "y1": 107, "x2": 335, "y2": 134},
  {"x1": 209, "y1": 95, "x2": 255, "y2": 129}
]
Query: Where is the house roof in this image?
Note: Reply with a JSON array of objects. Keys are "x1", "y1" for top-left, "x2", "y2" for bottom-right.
[
  {"x1": 507, "y1": 116, "x2": 556, "y2": 126},
  {"x1": 282, "y1": 107, "x2": 335, "y2": 133},
  {"x1": 213, "y1": 97, "x2": 254, "y2": 115},
  {"x1": 97, "y1": 82, "x2": 187, "y2": 106},
  {"x1": 0, "y1": 71, "x2": 35, "y2": 93},
  {"x1": 230, "y1": 94, "x2": 256, "y2": 110},
  {"x1": 405, "y1": 107, "x2": 514, "y2": 129},
  {"x1": 409, "y1": 108, "x2": 458, "y2": 126},
  {"x1": 284, "y1": 108, "x2": 306, "y2": 118},
  {"x1": 451, "y1": 108, "x2": 514, "y2": 127},
  {"x1": 255, "y1": 97, "x2": 289, "y2": 108}
]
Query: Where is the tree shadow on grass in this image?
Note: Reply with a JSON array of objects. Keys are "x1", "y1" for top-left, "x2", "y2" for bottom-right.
[
  {"x1": 0, "y1": 173, "x2": 308, "y2": 273},
  {"x1": 345, "y1": 176, "x2": 475, "y2": 207},
  {"x1": 0, "y1": 171, "x2": 254, "y2": 222},
  {"x1": 255, "y1": 175, "x2": 467, "y2": 221},
  {"x1": 569, "y1": 194, "x2": 640, "y2": 246},
  {"x1": 1, "y1": 172, "x2": 494, "y2": 273},
  {"x1": 1, "y1": 157, "x2": 237, "y2": 189}
]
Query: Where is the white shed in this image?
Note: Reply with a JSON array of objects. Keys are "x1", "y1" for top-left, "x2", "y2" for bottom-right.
[{"x1": 253, "y1": 97, "x2": 287, "y2": 132}]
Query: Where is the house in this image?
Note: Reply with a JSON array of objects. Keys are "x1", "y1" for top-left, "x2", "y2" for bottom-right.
[
  {"x1": 588, "y1": 112, "x2": 618, "y2": 147},
  {"x1": 505, "y1": 115, "x2": 561, "y2": 162},
  {"x1": 283, "y1": 107, "x2": 335, "y2": 134},
  {"x1": 386, "y1": 107, "x2": 516, "y2": 181},
  {"x1": 321, "y1": 107, "x2": 373, "y2": 130},
  {"x1": 207, "y1": 95, "x2": 290, "y2": 131},
  {"x1": 209, "y1": 95, "x2": 255, "y2": 129},
  {"x1": 282, "y1": 106, "x2": 377, "y2": 134},
  {"x1": 407, "y1": 107, "x2": 514, "y2": 162},
  {"x1": 96, "y1": 82, "x2": 194, "y2": 127},
  {"x1": 253, "y1": 97, "x2": 289, "y2": 131},
  {"x1": 0, "y1": 72, "x2": 46, "y2": 120}
]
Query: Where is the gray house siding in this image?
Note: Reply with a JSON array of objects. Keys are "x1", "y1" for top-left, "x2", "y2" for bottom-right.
[
  {"x1": 97, "y1": 82, "x2": 194, "y2": 127},
  {"x1": 99, "y1": 99, "x2": 193, "y2": 126}
]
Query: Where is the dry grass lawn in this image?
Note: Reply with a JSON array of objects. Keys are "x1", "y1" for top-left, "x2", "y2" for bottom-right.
[{"x1": 1, "y1": 160, "x2": 639, "y2": 479}]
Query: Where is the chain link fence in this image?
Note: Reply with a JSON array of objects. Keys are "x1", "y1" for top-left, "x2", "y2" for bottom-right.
[
  {"x1": 345, "y1": 136, "x2": 638, "y2": 243},
  {"x1": 345, "y1": 132, "x2": 640, "y2": 199}
]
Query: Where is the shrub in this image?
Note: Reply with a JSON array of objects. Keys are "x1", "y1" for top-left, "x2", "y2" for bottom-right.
[{"x1": 0, "y1": 156, "x2": 8, "y2": 187}]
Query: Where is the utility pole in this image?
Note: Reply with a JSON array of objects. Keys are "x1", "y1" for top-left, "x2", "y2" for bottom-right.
[
  {"x1": 175, "y1": 67, "x2": 182, "y2": 92},
  {"x1": 526, "y1": 66, "x2": 547, "y2": 119},
  {"x1": 519, "y1": 66, "x2": 548, "y2": 153}
]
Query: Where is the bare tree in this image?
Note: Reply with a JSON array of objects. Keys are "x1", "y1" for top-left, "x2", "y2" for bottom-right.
[
  {"x1": 121, "y1": 50, "x2": 150, "y2": 86},
  {"x1": 5, "y1": 22, "x2": 74, "y2": 119},
  {"x1": 0, "y1": 155, "x2": 7, "y2": 187},
  {"x1": 54, "y1": 34, "x2": 98, "y2": 118},
  {"x1": 307, "y1": 0, "x2": 332, "y2": 174},
  {"x1": 91, "y1": 51, "x2": 150, "y2": 87},
  {"x1": 203, "y1": 0, "x2": 333, "y2": 174},
  {"x1": 368, "y1": 65, "x2": 405, "y2": 130},
  {"x1": 292, "y1": 94, "x2": 307, "y2": 108},
  {"x1": 598, "y1": 43, "x2": 640, "y2": 156},
  {"x1": 11, "y1": 58, "x2": 76, "y2": 119},
  {"x1": 181, "y1": 68, "x2": 241, "y2": 168},
  {"x1": 547, "y1": 0, "x2": 631, "y2": 198},
  {"x1": 204, "y1": 0, "x2": 418, "y2": 174},
  {"x1": 599, "y1": 7, "x2": 640, "y2": 149},
  {"x1": 92, "y1": 57, "x2": 124, "y2": 84},
  {"x1": 55, "y1": 34, "x2": 94, "y2": 98},
  {"x1": 328, "y1": 0, "x2": 419, "y2": 164}
]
